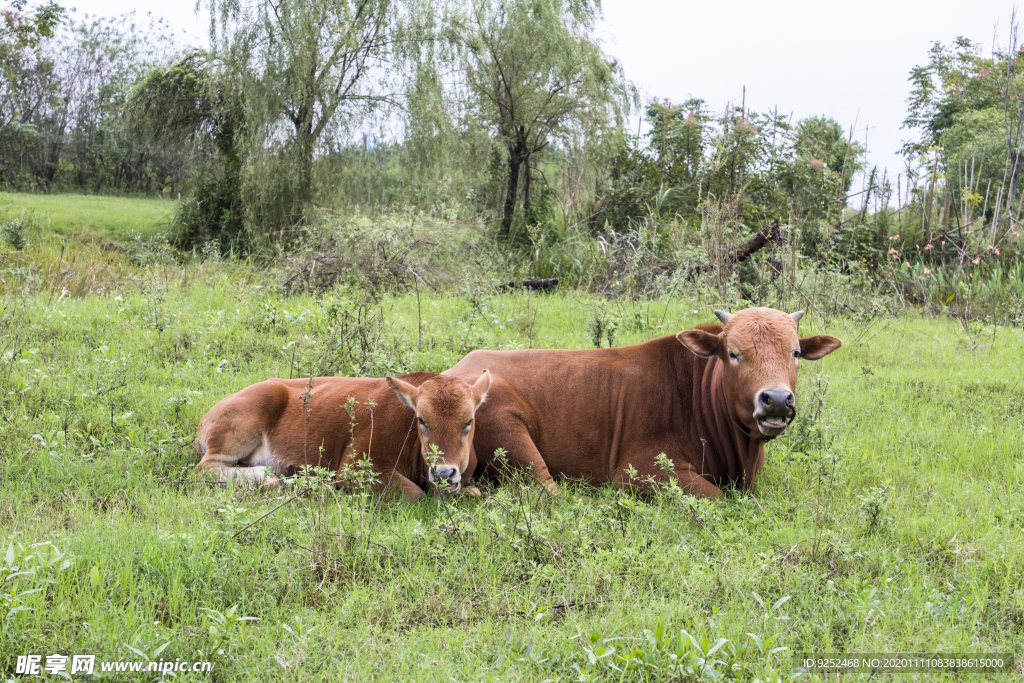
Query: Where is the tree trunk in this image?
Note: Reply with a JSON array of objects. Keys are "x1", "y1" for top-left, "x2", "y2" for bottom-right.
[
  {"x1": 523, "y1": 153, "x2": 532, "y2": 221},
  {"x1": 1006, "y1": 149, "x2": 1022, "y2": 227},
  {"x1": 501, "y1": 149, "x2": 524, "y2": 238},
  {"x1": 923, "y1": 151, "x2": 939, "y2": 244},
  {"x1": 289, "y1": 95, "x2": 317, "y2": 227},
  {"x1": 295, "y1": 122, "x2": 314, "y2": 225}
]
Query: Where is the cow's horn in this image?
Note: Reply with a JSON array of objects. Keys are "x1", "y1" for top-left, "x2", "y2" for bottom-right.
[
  {"x1": 714, "y1": 310, "x2": 733, "y2": 325},
  {"x1": 790, "y1": 311, "x2": 805, "y2": 324}
]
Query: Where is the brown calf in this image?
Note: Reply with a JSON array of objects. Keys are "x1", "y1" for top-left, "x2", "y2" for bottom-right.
[{"x1": 194, "y1": 371, "x2": 491, "y2": 499}]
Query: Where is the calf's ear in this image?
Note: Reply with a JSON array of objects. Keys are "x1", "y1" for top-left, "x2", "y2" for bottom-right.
[
  {"x1": 386, "y1": 376, "x2": 419, "y2": 409},
  {"x1": 799, "y1": 335, "x2": 842, "y2": 360},
  {"x1": 677, "y1": 329, "x2": 721, "y2": 358},
  {"x1": 471, "y1": 370, "x2": 491, "y2": 408}
]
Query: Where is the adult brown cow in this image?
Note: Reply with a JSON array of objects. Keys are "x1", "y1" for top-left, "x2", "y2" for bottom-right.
[
  {"x1": 194, "y1": 371, "x2": 491, "y2": 499},
  {"x1": 445, "y1": 307, "x2": 841, "y2": 498}
]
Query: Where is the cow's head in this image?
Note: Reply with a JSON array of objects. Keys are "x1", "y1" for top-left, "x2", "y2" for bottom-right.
[
  {"x1": 386, "y1": 372, "x2": 491, "y2": 494},
  {"x1": 677, "y1": 308, "x2": 841, "y2": 439}
]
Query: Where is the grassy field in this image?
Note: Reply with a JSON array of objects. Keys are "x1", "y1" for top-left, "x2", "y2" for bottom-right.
[
  {"x1": 1, "y1": 203, "x2": 1023, "y2": 681},
  {"x1": 0, "y1": 192, "x2": 173, "y2": 240}
]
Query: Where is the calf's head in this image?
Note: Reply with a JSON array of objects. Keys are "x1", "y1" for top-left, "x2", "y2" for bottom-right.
[
  {"x1": 677, "y1": 307, "x2": 841, "y2": 439},
  {"x1": 386, "y1": 372, "x2": 491, "y2": 494}
]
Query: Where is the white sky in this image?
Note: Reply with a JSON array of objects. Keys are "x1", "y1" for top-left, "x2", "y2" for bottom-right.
[{"x1": 65, "y1": 0, "x2": 1020, "y2": 204}]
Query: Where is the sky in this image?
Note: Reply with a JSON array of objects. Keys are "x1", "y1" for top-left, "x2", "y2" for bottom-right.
[
  {"x1": 595, "y1": 0, "x2": 1019, "y2": 203},
  {"x1": 64, "y1": 0, "x2": 1019, "y2": 205}
]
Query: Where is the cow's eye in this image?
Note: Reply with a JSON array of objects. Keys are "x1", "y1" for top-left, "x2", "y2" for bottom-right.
[
  {"x1": 418, "y1": 417, "x2": 426, "y2": 428},
  {"x1": 728, "y1": 351, "x2": 740, "y2": 362},
  {"x1": 792, "y1": 349, "x2": 801, "y2": 359},
  {"x1": 464, "y1": 419, "x2": 473, "y2": 430}
]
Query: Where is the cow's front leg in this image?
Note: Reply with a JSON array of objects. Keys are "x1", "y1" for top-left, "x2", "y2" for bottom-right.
[
  {"x1": 670, "y1": 465, "x2": 724, "y2": 499},
  {"x1": 475, "y1": 425, "x2": 559, "y2": 495},
  {"x1": 612, "y1": 456, "x2": 724, "y2": 499},
  {"x1": 376, "y1": 471, "x2": 428, "y2": 500}
]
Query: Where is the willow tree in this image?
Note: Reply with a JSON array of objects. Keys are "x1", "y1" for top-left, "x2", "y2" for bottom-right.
[
  {"x1": 125, "y1": 53, "x2": 247, "y2": 248},
  {"x1": 449, "y1": 0, "x2": 632, "y2": 238},
  {"x1": 202, "y1": 0, "x2": 400, "y2": 232}
]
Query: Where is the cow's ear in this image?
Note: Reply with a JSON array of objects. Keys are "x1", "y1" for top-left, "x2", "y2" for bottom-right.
[
  {"x1": 471, "y1": 370, "x2": 491, "y2": 408},
  {"x1": 386, "y1": 376, "x2": 419, "y2": 409},
  {"x1": 677, "y1": 329, "x2": 721, "y2": 358},
  {"x1": 799, "y1": 335, "x2": 842, "y2": 360}
]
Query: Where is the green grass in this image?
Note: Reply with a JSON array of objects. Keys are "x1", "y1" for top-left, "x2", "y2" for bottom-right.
[
  {"x1": 1, "y1": 229, "x2": 1023, "y2": 681},
  {"x1": 0, "y1": 192, "x2": 173, "y2": 240}
]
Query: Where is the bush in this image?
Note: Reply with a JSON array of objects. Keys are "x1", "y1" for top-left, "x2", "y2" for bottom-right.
[{"x1": 0, "y1": 210, "x2": 32, "y2": 251}]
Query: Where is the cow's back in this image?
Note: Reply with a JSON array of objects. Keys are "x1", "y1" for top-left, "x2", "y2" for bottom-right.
[
  {"x1": 201, "y1": 375, "x2": 421, "y2": 476},
  {"x1": 446, "y1": 338, "x2": 692, "y2": 483}
]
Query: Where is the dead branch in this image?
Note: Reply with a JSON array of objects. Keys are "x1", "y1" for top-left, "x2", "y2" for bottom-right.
[
  {"x1": 496, "y1": 278, "x2": 559, "y2": 292},
  {"x1": 691, "y1": 220, "x2": 782, "y2": 275}
]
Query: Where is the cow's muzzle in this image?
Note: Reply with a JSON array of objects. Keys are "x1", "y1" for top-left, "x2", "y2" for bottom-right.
[
  {"x1": 428, "y1": 465, "x2": 462, "y2": 495},
  {"x1": 754, "y1": 388, "x2": 796, "y2": 437}
]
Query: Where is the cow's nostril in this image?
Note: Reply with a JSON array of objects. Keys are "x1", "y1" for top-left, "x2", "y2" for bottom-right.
[
  {"x1": 785, "y1": 392, "x2": 795, "y2": 407},
  {"x1": 759, "y1": 392, "x2": 772, "y2": 406}
]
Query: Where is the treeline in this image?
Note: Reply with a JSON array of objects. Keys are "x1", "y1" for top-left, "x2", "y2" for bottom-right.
[
  {"x1": 118, "y1": 0, "x2": 636, "y2": 251},
  {"x1": 4, "y1": 0, "x2": 1024, "y2": 302},
  {"x1": 0, "y1": 9, "x2": 185, "y2": 195},
  {"x1": 3, "y1": 0, "x2": 869, "y2": 253},
  {"x1": 902, "y1": 29, "x2": 1024, "y2": 253}
]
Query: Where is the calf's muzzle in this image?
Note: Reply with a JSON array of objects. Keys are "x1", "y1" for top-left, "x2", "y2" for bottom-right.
[{"x1": 428, "y1": 465, "x2": 461, "y2": 493}]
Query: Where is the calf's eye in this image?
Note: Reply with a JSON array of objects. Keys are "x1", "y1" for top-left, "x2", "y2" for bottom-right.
[{"x1": 728, "y1": 351, "x2": 740, "y2": 362}]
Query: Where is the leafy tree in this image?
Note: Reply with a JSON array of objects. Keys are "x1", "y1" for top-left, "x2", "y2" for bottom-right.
[
  {"x1": 1, "y1": 0, "x2": 64, "y2": 54},
  {"x1": 449, "y1": 0, "x2": 633, "y2": 238},
  {"x1": 941, "y1": 108, "x2": 1004, "y2": 220},
  {"x1": 785, "y1": 116, "x2": 861, "y2": 219},
  {"x1": 201, "y1": 0, "x2": 401, "y2": 234},
  {"x1": 903, "y1": 37, "x2": 1000, "y2": 155},
  {"x1": 901, "y1": 28, "x2": 1024, "y2": 239},
  {"x1": 792, "y1": 117, "x2": 856, "y2": 188},
  {"x1": 595, "y1": 98, "x2": 708, "y2": 228},
  {"x1": 126, "y1": 53, "x2": 245, "y2": 248},
  {"x1": 647, "y1": 98, "x2": 708, "y2": 192},
  {"x1": 597, "y1": 99, "x2": 862, "y2": 247}
]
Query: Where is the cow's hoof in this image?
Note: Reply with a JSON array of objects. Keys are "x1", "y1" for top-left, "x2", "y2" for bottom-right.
[
  {"x1": 542, "y1": 480, "x2": 560, "y2": 496},
  {"x1": 460, "y1": 486, "x2": 485, "y2": 498}
]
